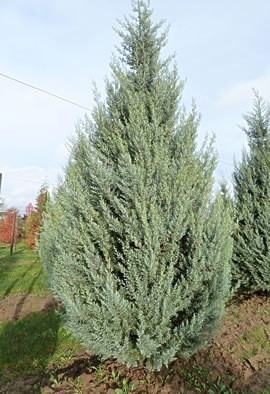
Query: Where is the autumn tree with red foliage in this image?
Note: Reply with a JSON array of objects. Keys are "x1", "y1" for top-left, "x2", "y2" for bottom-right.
[
  {"x1": 25, "y1": 203, "x2": 34, "y2": 218},
  {"x1": 24, "y1": 184, "x2": 49, "y2": 248},
  {"x1": 0, "y1": 208, "x2": 18, "y2": 244}
]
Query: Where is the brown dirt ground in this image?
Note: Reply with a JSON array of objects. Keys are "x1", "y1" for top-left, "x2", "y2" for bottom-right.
[
  {"x1": 0, "y1": 294, "x2": 58, "y2": 323},
  {"x1": 0, "y1": 293, "x2": 270, "y2": 393}
]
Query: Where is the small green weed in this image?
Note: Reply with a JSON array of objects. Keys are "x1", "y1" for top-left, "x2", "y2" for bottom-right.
[
  {"x1": 70, "y1": 376, "x2": 84, "y2": 393},
  {"x1": 32, "y1": 382, "x2": 41, "y2": 391},
  {"x1": 227, "y1": 346, "x2": 234, "y2": 354},
  {"x1": 239, "y1": 326, "x2": 270, "y2": 361},
  {"x1": 49, "y1": 370, "x2": 63, "y2": 388},
  {"x1": 92, "y1": 363, "x2": 108, "y2": 383},
  {"x1": 159, "y1": 367, "x2": 174, "y2": 386},
  {"x1": 258, "y1": 308, "x2": 270, "y2": 317},
  {"x1": 115, "y1": 377, "x2": 136, "y2": 394},
  {"x1": 140, "y1": 372, "x2": 153, "y2": 385},
  {"x1": 230, "y1": 309, "x2": 240, "y2": 320},
  {"x1": 111, "y1": 369, "x2": 121, "y2": 383},
  {"x1": 53, "y1": 348, "x2": 76, "y2": 366},
  {"x1": 179, "y1": 365, "x2": 237, "y2": 393}
]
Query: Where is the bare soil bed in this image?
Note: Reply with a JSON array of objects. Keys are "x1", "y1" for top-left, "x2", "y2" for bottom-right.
[
  {"x1": 0, "y1": 294, "x2": 58, "y2": 323},
  {"x1": 0, "y1": 293, "x2": 269, "y2": 393}
]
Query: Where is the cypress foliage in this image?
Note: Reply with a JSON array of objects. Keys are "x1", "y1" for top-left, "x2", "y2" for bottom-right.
[
  {"x1": 233, "y1": 94, "x2": 270, "y2": 293},
  {"x1": 219, "y1": 181, "x2": 233, "y2": 210},
  {"x1": 39, "y1": 0, "x2": 232, "y2": 370}
]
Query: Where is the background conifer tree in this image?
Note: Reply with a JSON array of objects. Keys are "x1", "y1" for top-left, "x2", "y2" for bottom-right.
[
  {"x1": 233, "y1": 94, "x2": 270, "y2": 292},
  {"x1": 219, "y1": 181, "x2": 233, "y2": 210},
  {"x1": 40, "y1": 0, "x2": 232, "y2": 370}
]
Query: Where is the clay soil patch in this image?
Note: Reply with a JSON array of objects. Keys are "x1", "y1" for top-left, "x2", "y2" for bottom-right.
[
  {"x1": 1, "y1": 294, "x2": 270, "y2": 393},
  {"x1": 180, "y1": 293, "x2": 270, "y2": 392},
  {"x1": 0, "y1": 294, "x2": 58, "y2": 323}
]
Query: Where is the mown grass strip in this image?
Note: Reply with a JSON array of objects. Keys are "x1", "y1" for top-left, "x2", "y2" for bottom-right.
[
  {"x1": 0, "y1": 243, "x2": 48, "y2": 299},
  {"x1": 0, "y1": 310, "x2": 81, "y2": 381},
  {"x1": 0, "y1": 243, "x2": 37, "y2": 263}
]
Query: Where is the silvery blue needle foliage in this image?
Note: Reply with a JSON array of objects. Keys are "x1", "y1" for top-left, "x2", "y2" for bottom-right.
[
  {"x1": 233, "y1": 94, "x2": 270, "y2": 293},
  {"x1": 39, "y1": 0, "x2": 233, "y2": 370}
]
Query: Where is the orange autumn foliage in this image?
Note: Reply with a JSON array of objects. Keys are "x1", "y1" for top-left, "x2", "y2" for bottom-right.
[
  {"x1": 24, "y1": 185, "x2": 49, "y2": 248},
  {"x1": 24, "y1": 211, "x2": 39, "y2": 248},
  {"x1": 0, "y1": 208, "x2": 17, "y2": 244}
]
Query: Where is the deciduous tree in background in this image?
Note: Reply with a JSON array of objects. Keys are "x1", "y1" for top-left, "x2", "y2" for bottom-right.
[
  {"x1": 0, "y1": 208, "x2": 18, "y2": 244},
  {"x1": 25, "y1": 184, "x2": 49, "y2": 248},
  {"x1": 40, "y1": 0, "x2": 233, "y2": 370},
  {"x1": 233, "y1": 94, "x2": 270, "y2": 293},
  {"x1": 25, "y1": 203, "x2": 34, "y2": 218}
]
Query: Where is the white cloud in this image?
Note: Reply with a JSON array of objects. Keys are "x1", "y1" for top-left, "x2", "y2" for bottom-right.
[
  {"x1": 217, "y1": 72, "x2": 270, "y2": 105},
  {"x1": 0, "y1": 166, "x2": 60, "y2": 213}
]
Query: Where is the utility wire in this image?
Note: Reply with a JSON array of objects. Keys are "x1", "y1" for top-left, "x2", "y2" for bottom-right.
[
  {"x1": 2, "y1": 176, "x2": 46, "y2": 185},
  {"x1": 219, "y1": 160, "x2": 234, "y2": 167},
  {"x1": 0, "y1": 72, "x2": 91, "y2": 111},
  {"x1": 0, "y1": 72, "x2": 238, "y2": 168},
  {"x1": 0, "y1": 175, "x2": 56, "y2": 185},
  {"x1": 2, "y1": 163, "x2": 234, "y2": 186}
]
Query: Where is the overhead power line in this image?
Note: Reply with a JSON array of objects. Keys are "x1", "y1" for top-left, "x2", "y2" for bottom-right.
[
  {"x1": 2, "y1": 176, "x2": 46, "y2": 185},
  {"x1": 0, "y1": 174, "x2": 56, "y2": 186},
  {"x1": 219, "y1": 160, "x2": 234, "y2": 168},
  {"x1": 0, "y1": 72, "x2": 91, "y2": 111}
]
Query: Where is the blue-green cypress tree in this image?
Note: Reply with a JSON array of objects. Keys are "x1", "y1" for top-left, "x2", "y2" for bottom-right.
[
  {"x1": 39, "y1": 0, "x2": 232, "y2": 370},
  {"x1": 233, "y1": 94, "x2": 270, "y2": 293}
]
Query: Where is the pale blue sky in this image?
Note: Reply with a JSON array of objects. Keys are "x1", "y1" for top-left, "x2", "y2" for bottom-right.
[{"x1": 1, "y1": 0, "x2": 270, "y2": 211}]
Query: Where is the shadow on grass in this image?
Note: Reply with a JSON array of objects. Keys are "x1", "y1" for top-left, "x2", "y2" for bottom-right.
[
  {"x1": 0, "y1": 243, "x2": 37, "y2": 264},
  {"x1": 3, "y1": 261, "x2": 37, "y2": 298},
  {"x1": 0, "y1": 251, "x2": 47, "y2": 302},
  {"x1": 0, "y1": 310, "x2": 60, "y2": 376},
  {"x1": 12, "y1": 268, "x2": 43, "y2": 320}
]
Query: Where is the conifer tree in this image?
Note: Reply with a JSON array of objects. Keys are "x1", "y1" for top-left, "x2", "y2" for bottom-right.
[
  {"x1": 219, "y1": 181, "x2": 233, "y2": 210},
  {"x1": 233, "y1": 94, "x2": 270, "y2": 292},
  {"x1": 39, "y1": 0, "x2": 232, "y2": 370}
]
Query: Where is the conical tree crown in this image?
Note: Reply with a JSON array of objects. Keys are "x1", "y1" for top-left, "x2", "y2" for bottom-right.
[
  {"x1": 95, "y1": 1, "x2": 182, "y2": 166},
  {"x1": 117, "y1": 0, "x2": 165, "y2": 79},
  {"x1": 245, "y1": 94, "x2": 270, "y2": 150},
  {"x1": 233, "y1": 94, "x2": 270, "y2": 292},
  {"x1": 40, "y1": 0, "x2": 232, "y2": 370}
]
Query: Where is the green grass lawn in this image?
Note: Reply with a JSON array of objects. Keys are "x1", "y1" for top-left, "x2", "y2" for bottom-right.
[
  {"x1": 0, "y1": 242, "x2": 48, "y2": 299},
  {"x1": 0, "y1": 242, "x2": 82, "y2": 382},
  {"x1": 0, "y1": 310, "x2": 81, "y2": 381},
  {"x1": 0, "y1": 242, "x2": 39, "y2": 263}
]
